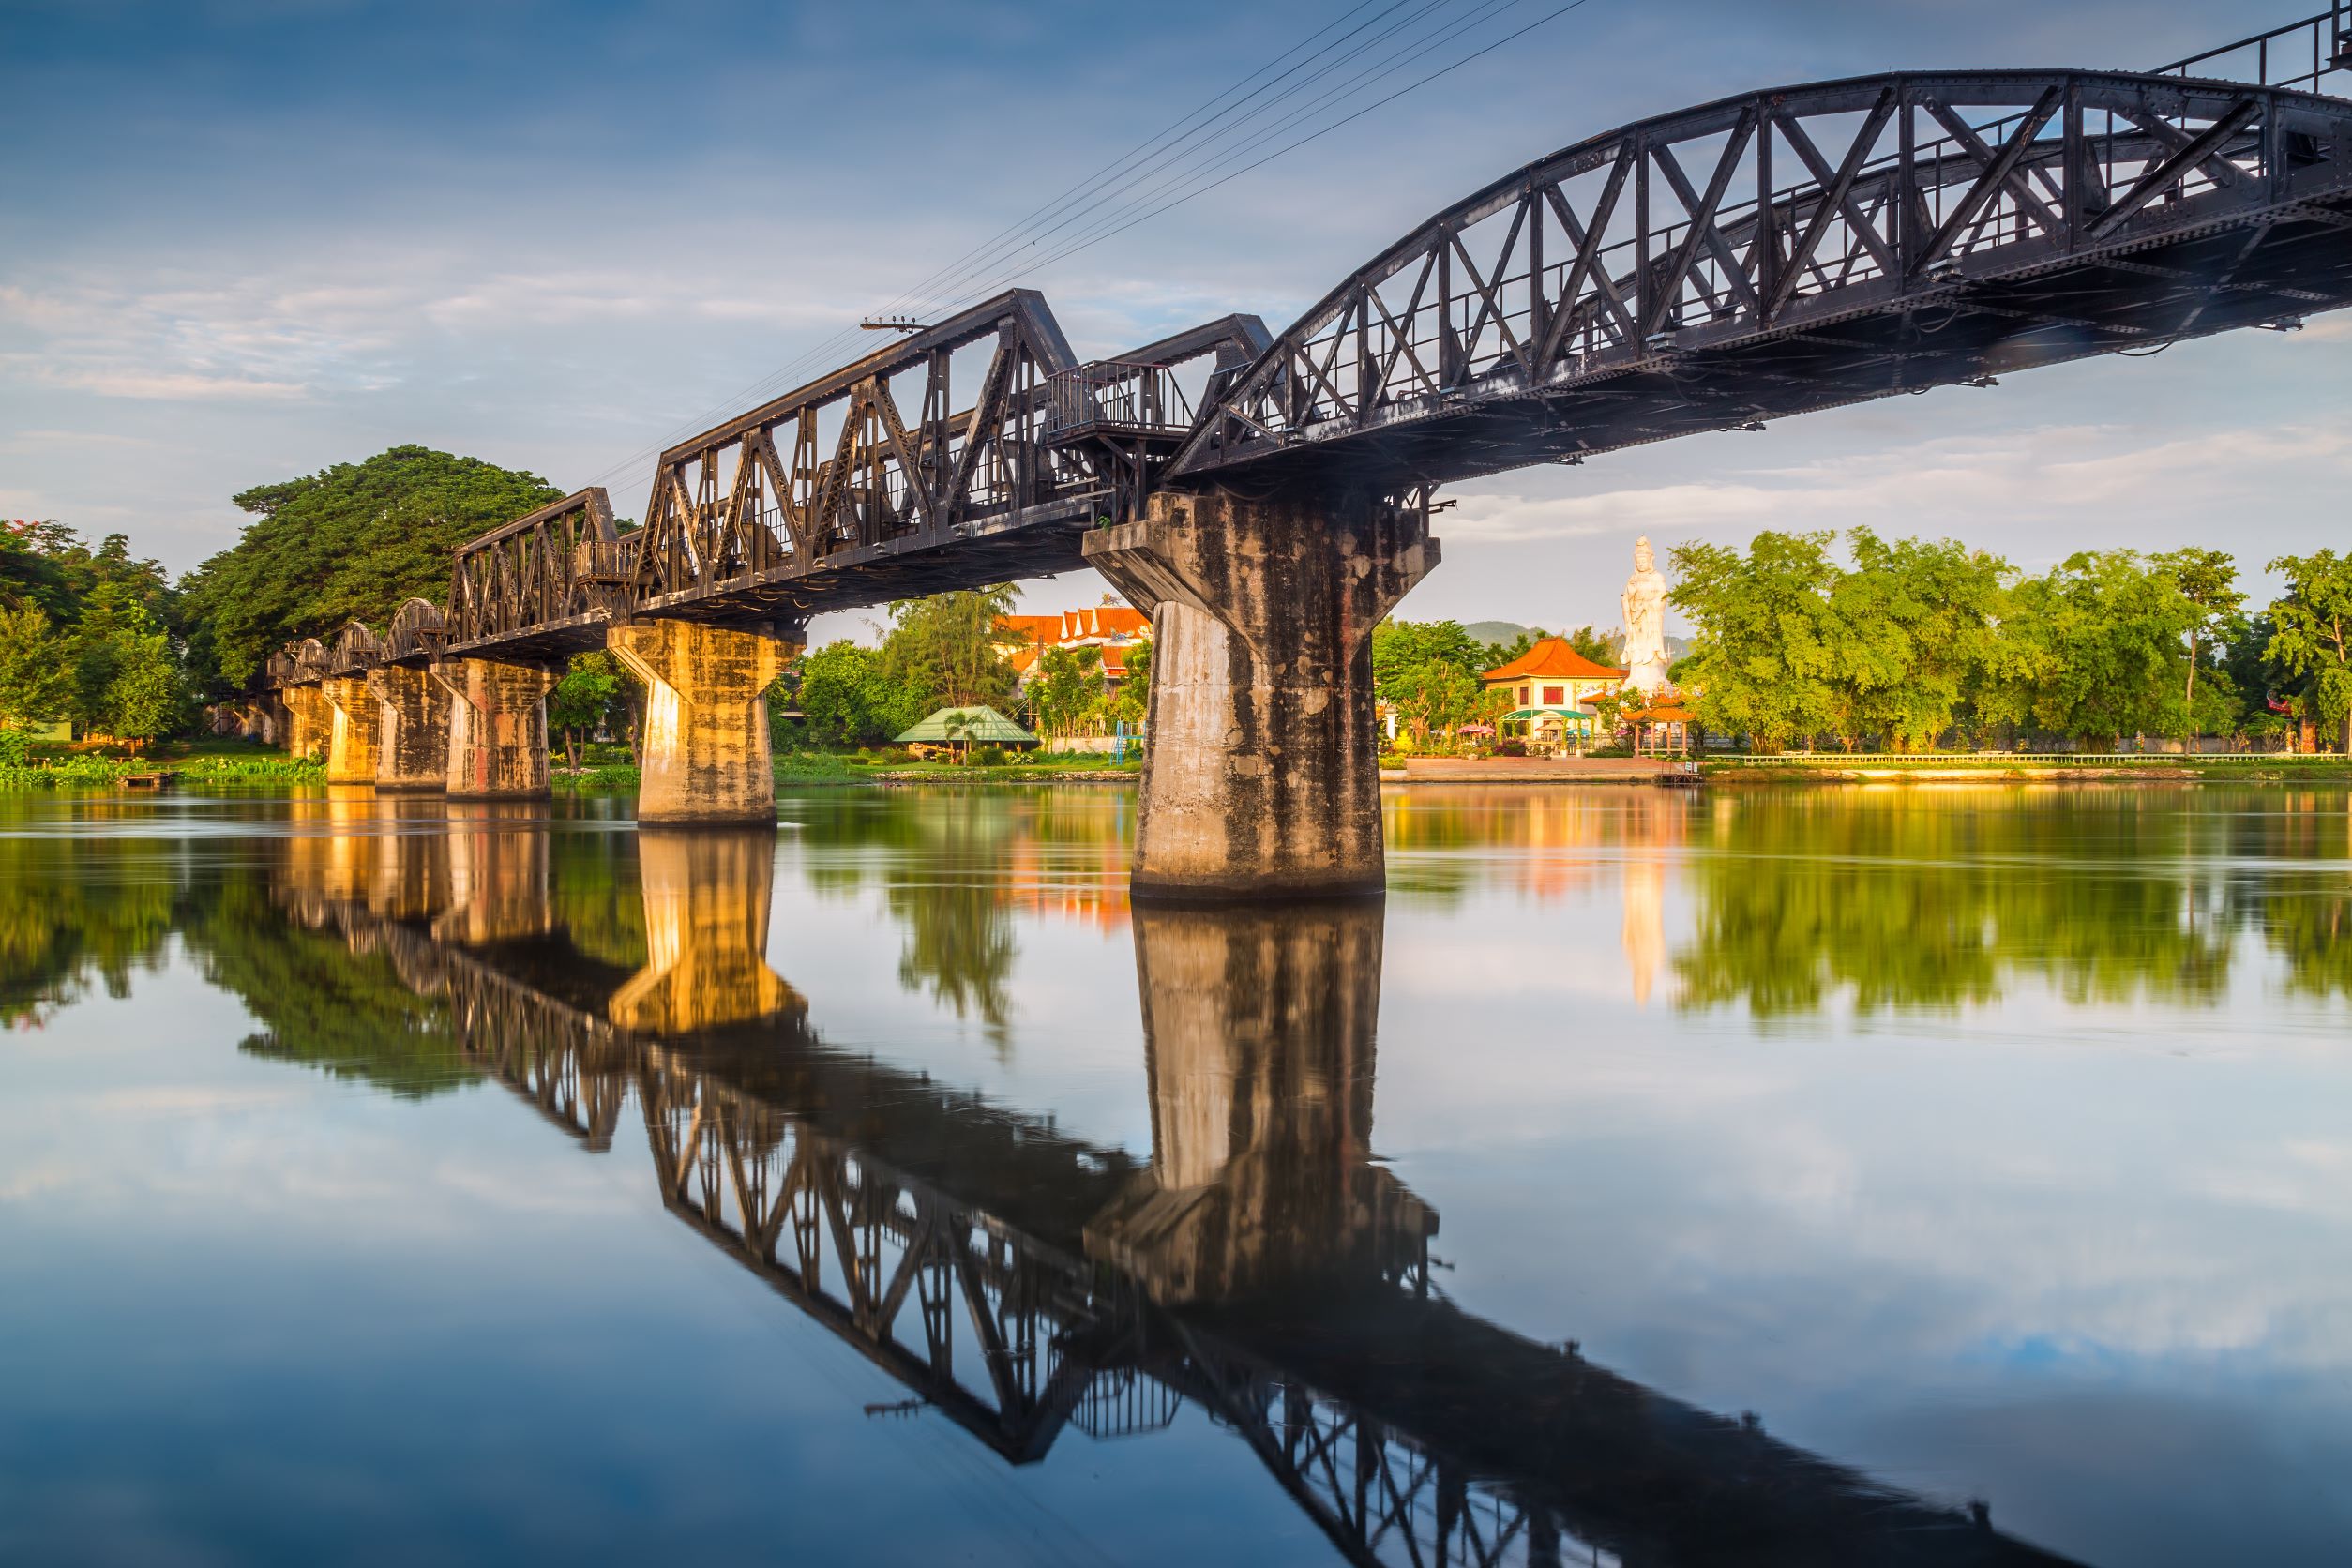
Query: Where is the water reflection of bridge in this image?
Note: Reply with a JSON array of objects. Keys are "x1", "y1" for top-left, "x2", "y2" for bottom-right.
[{"x1": 273, "y1": 797, "x2": 2083, "y2": 1567}]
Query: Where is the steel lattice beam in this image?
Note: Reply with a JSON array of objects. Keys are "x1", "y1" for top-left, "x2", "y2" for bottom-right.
[{"x1": 1167, "y1": 69, "x2": 2352, "y2": 491}]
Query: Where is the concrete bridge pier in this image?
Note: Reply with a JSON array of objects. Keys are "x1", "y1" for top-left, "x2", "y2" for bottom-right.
[
  {"x1": 1085, "y1": 490, "x2": 1437, "y2": 899},
  {"x1": 283, "y1": 685, "x2": 330, "y2": 762},
  {"x1": 606, "y1": 619, "x2": 799, "y2": 826},
  {"x1": 364, "y1": 666, "x2": 450, "y2": 792},
  {"x1": 319, "y1": 677, "x2": 382, "y2": 786},
  {"x1": 430, "y1": 659, "x2": 556, "y2": 800}
]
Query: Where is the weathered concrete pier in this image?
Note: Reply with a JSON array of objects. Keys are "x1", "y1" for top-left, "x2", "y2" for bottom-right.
[
  {"x1": 364, "y1": 665, "x2": 450, "y2": 792},
  {"x1": 607, "y1": 622, "x2": 798, "y2": 826},
  {"x1": 319, "y1": 677, "x2": 380, "y2": 786},
  {"x1": 432, "y1": 659, "x2": 555, "y2": 800},
  {"x1": 1087, "y1": 491, "x2": 1436, "y2": 899}
]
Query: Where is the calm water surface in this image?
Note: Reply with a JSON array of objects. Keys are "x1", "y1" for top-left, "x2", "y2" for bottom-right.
[{"x1": 2, "y1": 783, "x2": 2347, "y2": 1566}]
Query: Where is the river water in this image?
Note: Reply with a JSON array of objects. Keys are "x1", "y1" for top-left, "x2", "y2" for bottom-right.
[{"x1": 0, "y1": 783, "x2": 2346, "y2": 1566}]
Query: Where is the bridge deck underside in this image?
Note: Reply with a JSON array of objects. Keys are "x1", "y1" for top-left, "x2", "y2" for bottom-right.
[{"x1": 1239, "y1": 202, "x2": 2352, "y2": 492}]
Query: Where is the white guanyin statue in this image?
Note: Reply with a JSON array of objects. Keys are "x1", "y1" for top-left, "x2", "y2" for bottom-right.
[{"x1": 1620, "y1": 535, "x2": 1673, "y2": 695}]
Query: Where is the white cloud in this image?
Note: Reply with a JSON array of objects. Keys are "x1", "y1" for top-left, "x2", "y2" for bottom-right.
[{"x1": 31, "y1": 367, "x2": 307, "y2": 400}]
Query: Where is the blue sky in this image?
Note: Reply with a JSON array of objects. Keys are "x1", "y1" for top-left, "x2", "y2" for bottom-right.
[{"x1": 3, "y1": 0, "x2": 2345, "y2": 641}]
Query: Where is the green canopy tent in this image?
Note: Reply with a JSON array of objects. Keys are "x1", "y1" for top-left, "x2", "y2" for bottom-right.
[{"x1": 893, "y1": 705, "x2": 1038, "y2": 756}]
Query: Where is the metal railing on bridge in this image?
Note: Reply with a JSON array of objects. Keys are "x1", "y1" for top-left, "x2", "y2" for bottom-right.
[
  {"x1": 2157, "y1": 5, "x2": 2352, "y2": 94},
  {"x1": 1043, "y1": 360, "x2": 1197, "y2": 439}
]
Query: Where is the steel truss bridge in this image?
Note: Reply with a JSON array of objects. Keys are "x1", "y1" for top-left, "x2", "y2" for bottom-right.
[
  {"x1": 269, "y1": 842, "x2": 2086, "y2": 1568},
  {"x1": 252, "y1": 11, "x2": 2352, "y2": 684}
]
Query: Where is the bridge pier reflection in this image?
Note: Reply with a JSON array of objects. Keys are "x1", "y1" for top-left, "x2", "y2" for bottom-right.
[
  {"x1": 609, "y1": 828, "x2": 797, "y2": 1033},
  {"x1": 434, "y1": 802, "x2": 552, "y2": 944},
  {"x1": 1088, "y1": 899, "x2": 1432, "y2": 1304}
]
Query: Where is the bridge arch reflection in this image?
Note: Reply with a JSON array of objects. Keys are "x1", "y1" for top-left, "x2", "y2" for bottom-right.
[{"x1": 260, "y1": 802, "x2": 2082, "y2": 1567}]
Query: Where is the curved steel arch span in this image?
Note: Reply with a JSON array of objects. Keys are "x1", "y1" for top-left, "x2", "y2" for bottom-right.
[{"x1": 1169, "y1": 68, "x2": 2352, "y2": 490}]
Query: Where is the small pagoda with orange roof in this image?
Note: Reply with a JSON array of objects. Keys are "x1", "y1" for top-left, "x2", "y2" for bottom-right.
[{"x1": 1482, "y1": 637, "x2": 1629, "y2": 745}]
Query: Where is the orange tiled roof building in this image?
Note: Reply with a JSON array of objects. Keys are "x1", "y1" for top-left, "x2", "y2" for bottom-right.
[
  {"x1": 1482, "y1": 637, "x2": 1628, "y2": 744},
  {"x1": 995, "y1": 605, "x2": 1149, "y2": 691}
]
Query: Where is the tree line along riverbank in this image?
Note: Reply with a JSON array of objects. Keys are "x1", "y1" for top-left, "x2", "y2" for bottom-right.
[{"x1": 7, "y1": 445, "x2": 2349, "y2": 764}]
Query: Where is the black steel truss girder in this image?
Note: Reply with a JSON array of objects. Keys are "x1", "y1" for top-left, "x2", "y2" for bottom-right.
[{"x1": 1168, "y1": 68, "x2": 2352, "y2": 491}]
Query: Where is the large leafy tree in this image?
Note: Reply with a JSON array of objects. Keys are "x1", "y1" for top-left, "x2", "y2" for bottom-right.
[
  {"x1": 1373, "y1": 619, "x2": 1485, "y2": 685},
  {"x1": 1981, "y1": 551, "x2": 2195, "y2": 746},
  {"x1": 1373, "y1": 619, "x2": 1493, "y2": 746},
  {"x1": 881, "y1": 585, "x2": 1018, "y2": 709},
  {"x1": 2265, "y1": 549, "x2": 2352, "y2": 751},
  {"x1": 1027, "y1": 643, "x2": 1103, "y2": 738},
  {"x1": 102, "y1": 631, "x2": 182, "y2": 752},
  {"x1": 2155, "y1": 546, "x2": 2246, "y2": 739},
  {"x1": 796, "y1": 641, "x2": 928, "y2": 746},
  {"x1": 1385, "y1": 657, "x2": 1484, "y2": 746},
  {"x1": 0, "y1": 606, "x2": 74, "y2": 735},
  {"x1": 1826, "y1": 530, "x2": 2010, "y2": 750},
  {"x1": 1669, "y1": 531, "x2": 1845, "y2": 751},
  {"x1": 1111, "y1": 637, "x2": 1152, "y2": 726},
  {"x1": 178, "y1": 445, "x2": 561, "y2": 691},
  {"x1": 548, "y1": 652, "x2": 634, "y2": 767}
]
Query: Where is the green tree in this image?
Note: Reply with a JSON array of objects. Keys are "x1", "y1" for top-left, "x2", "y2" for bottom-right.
[
  {"x1": 2223, "y1": 610, "x2": 2298, "y2": 746},
  {"x1": 1563, "y1": 624, "x2": 1620, "y2": 668},
  {"x1": 1668, "y1": 531, "x2": 1844, "y2": 751},
  {"x1": 1982, "y1": 551, "x2": 2195, "y2": 748},
  {"x1": 177, "y1": 445, "x2": 561, "y2": 690},
  {"x1": 1825, "y1": 529, "x2": 2010, "y2": 750},
  {"x1": 0, "y1": 605, "x2": 73, "y2": 737},
  {"x1": 797, "y1": 641, "x2": 927, "y2": 746},
  {"x1": 1111, "y1": 637, "x2": 1152, "y2": 727},
  {"x1": 1028, "y1": 643, "x2": 1102, "y2": 739},
  {"x1": 549, "y1": 652, "x2": 629, "y2": 767},
  {"x1": 2155, "y1": 547, "x2": 2246, "y2": 739},
  {"x1": 68, "y1": 580, "x2": 174, "y2": 739},
  {"x1": 882, "y1": 585, "x2": 1018, "y2": 709},
  {"x1": 1384, "y1": 657, "x2": 1482, "y2": 746},
  {"x1": 0, "y1": 519, "x2": 82, "y2": 616},
  {"x1": 103, "y1": 631, "x2": 182, "y2": 752},
  {"x1": 2265, "y1": 549, "x2": 2352, "y2": 752},
  {"x1": 1373, "y1": 618, "x2": 1485, "y2": 688}
]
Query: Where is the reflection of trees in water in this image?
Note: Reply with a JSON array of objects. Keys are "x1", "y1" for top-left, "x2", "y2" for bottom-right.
[
  {"x1": 1674, "y1": 789, "x2": 2255, "y2": 1018},
  {"x1": 887, "y1": 880, "x2": 1018, "y2": 1057},
  {"x1": 2263, "y1": 877, "x2": 2352, "y2": 1000},
  {"x1": 181, "y1": 873, "x2": 474, "y2": 1099},
  {"x1": 546, "y1": 830, "x2": 645, "y2": 971},
  {"x1": 0, "y1": 836, "x2": 177, "y2": 1026},
  {"x1": 781, "y1": 788, "x2": 1133, "y2": 1056},
  {"x1": 2239, "y1": 790, "x2": 2352, "y2": 1001}
]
